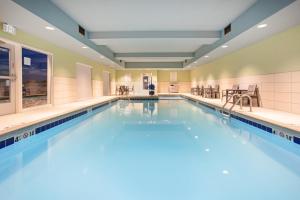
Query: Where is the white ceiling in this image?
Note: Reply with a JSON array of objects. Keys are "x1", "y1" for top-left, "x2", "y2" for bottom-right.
[
  {"x1": 188, "y1": 0, "x2": 300, "y2": 68},
  {"x1": 0, "y1": 0, "x2": 118, "y2": 67},
  {"x1": 51, "y1": 0, "x2": 257, "y2": 61},
  {"x1": 51, "y1": 0, "x2": 257, "y2": 31},
  {"x1": 92, "y1": 38, "x2": 218, "y2": 53}
]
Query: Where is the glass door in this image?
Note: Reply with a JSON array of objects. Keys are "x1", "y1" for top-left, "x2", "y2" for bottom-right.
[
  {"x1": 0, "y1": 43, "x2": 15, "y2": 115},
  {"x1": 22, "y1": 48, "x2": 48, "y2": 108}
]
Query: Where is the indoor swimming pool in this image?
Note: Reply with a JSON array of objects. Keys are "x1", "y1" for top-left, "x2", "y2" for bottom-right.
[{"x1": 0, "y1": 99, "x2": 300, "y2": 200}]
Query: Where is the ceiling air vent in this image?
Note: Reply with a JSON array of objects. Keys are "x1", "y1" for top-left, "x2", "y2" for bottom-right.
[
  {"x1": 78, "y1": 25, "x2": 85, "y2": 36},
  {"x1": 224, "y1": 24, "x2": 231, "y2": 36}
]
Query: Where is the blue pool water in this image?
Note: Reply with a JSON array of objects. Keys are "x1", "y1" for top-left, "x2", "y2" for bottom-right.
[{"x1": 1, "y1": 99, "x2": 300, "y2": 200}]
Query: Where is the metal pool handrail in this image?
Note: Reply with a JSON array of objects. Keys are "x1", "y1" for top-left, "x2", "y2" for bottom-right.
[
  {"x1": 221, "y1": 94, "x2": 253, "y2": 117},
  {"x1": 229, "y1": 94, "x2": 253, "y2": 113}
]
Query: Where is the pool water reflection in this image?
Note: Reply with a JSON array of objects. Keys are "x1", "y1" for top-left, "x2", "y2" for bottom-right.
[{"x1": 0, "y1": 100, "x2": 300, "y2": 200}]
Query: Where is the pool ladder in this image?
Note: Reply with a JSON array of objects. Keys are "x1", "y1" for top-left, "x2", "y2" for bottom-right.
[{"x1": 220, "y1": 94, "x2": 252, "y2": 117}]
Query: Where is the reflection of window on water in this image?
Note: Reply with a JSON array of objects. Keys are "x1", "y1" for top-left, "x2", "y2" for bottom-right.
[{"x1": 22, "y1": 48, "x2": 48, "y2": 108}]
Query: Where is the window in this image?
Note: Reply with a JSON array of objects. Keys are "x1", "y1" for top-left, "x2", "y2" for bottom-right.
[{"x1": 22, "y1": 48, "x2": 48, "y2": 108}]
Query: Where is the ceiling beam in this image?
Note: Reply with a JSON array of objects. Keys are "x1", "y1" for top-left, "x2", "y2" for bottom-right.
[
  {"x1": 89, "y1": 31, "x2": 221, "y2": 39},
  {"x1": 115, "y1": 52, "x2": 194, "y2": 58},
  {"x1": 125, "y1": 62, "x2": 183, "y2": 68}
]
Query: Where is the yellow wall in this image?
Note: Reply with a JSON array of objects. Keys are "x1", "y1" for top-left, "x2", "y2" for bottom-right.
[
  {"x1": 191, "y1": 25, "x2": 300, "y2": 82},
  {"x1": 0, "y1": 22, "x2": 115, "y2": 81},
  {"x1": 157, "y1": 70, "x2": 190, "y2": 82}
]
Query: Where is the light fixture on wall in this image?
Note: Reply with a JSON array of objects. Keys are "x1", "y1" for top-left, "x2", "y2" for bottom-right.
[
  {"x1": 193, "y1": 61, "x2": 197, "y2": 64},
  {"x1": 82, "y1": 46, "x2": 88, "y2": 49},
  {"x1": 45, "y1": 26, "x2": 55, "y2": 31},
  {"x1": 204, "y1": 55, "x2": 209, "y2": 58},
  {"x1": 221, "y1": 45, "x2": 228, "y2": 48},
  {"x1": 257, "y1": 23, "x2": 268, "y2": 29}
]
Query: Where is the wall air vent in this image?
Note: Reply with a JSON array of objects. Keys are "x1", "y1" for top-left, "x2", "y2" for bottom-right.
[
  {"x1": 224, "y1": 24, "x2": 231, "y2": 36},
  {"x1": 78, "y1": 25, "x2": 85, "y2": 36}
]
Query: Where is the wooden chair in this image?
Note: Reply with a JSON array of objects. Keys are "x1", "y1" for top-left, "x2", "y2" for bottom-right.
[
  {"x1": 211, "y1": 85, "x2": 220, "y2": 98},
  {"x1": 241, "y1": 84, "x2": 260, "y2": 107},
  {"x1": 204, "y1": 85, "x2": 212, "y2": 98},
  {"x1": 199, "y1": 86, "x2": 204, "y2": 97},
  {"x1": 221, "y1": 84, "x2": 239, "y2": 101},
  {"x1": 191, "y1": 85, "x2": 199, "y2": 95}
]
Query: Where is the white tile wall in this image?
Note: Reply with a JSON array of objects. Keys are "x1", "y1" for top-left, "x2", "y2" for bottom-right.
[
  {"x1": 196, "y1": 70, "x2": 300, "y2": 114},
  {"x1": 53, "y1": 77, "x2": 113, "y2": 105},
  {"x1": 53, "y1": 77, "x2": 77, "y2": 105}
]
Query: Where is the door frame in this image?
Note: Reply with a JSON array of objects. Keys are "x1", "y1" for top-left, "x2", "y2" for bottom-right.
[
  {"x1": 0, "y1": 36, "x2": 53, "y2": 113},
  {"x1": 0, "y1": 41, "x2": 16, "y2": 115},
  {"x1": 76, "y1": 62, "x2": 93, "y2": 100},
  {"x1": 103, "y1": 70, "x2": 110, "y2": 96}
]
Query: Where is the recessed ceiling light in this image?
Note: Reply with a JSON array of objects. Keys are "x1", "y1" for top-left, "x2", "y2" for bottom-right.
[
  {"x1": 45, "y1": 26, "x2": 55, "y2": 31},
  {"x1": 222, "y1": 45, "x2": 228, "y2": 48},
  {"x1": 82, "y1": 46, "x2": 88, "y2": 49},
  {"x1": 204, "y1": 55, "x2": 209, "y2": 58},
  {"x1": 257, "y1": 23, "x2": 268, "y2": 29}
]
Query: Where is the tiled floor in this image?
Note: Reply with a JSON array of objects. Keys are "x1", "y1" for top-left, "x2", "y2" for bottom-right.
[
  {"x1": 0, "y1": 96, "x2": 117, "y2": 137},
  {"x1": 0, "y1": 94, "x2": 300, "y2": 138},
  {"x1": 181, "y1": 93, "x2": 300, "y2": 133}
]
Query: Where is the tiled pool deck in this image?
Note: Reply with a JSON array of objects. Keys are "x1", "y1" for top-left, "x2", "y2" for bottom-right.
[
  {"x1": 0, "y1": 96, "x2": 117, "y2": 137},
  {"x1": 180, "y1": 93, "x2": 300, "y2": 134},
  {"x1": 0, "y1": 94, "x2": 299, "y2": 139}
]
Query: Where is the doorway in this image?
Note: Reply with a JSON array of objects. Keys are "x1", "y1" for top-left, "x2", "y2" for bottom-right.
[
  {"x1": 0, "y1": 42, "x2": 15, "y2": 115},
  {"x1": 76, "y1": 63, "x2": 92, "y2": 100},
  {"x1": 103, "y1": 71, "x2": 110, "y2": 96}
]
